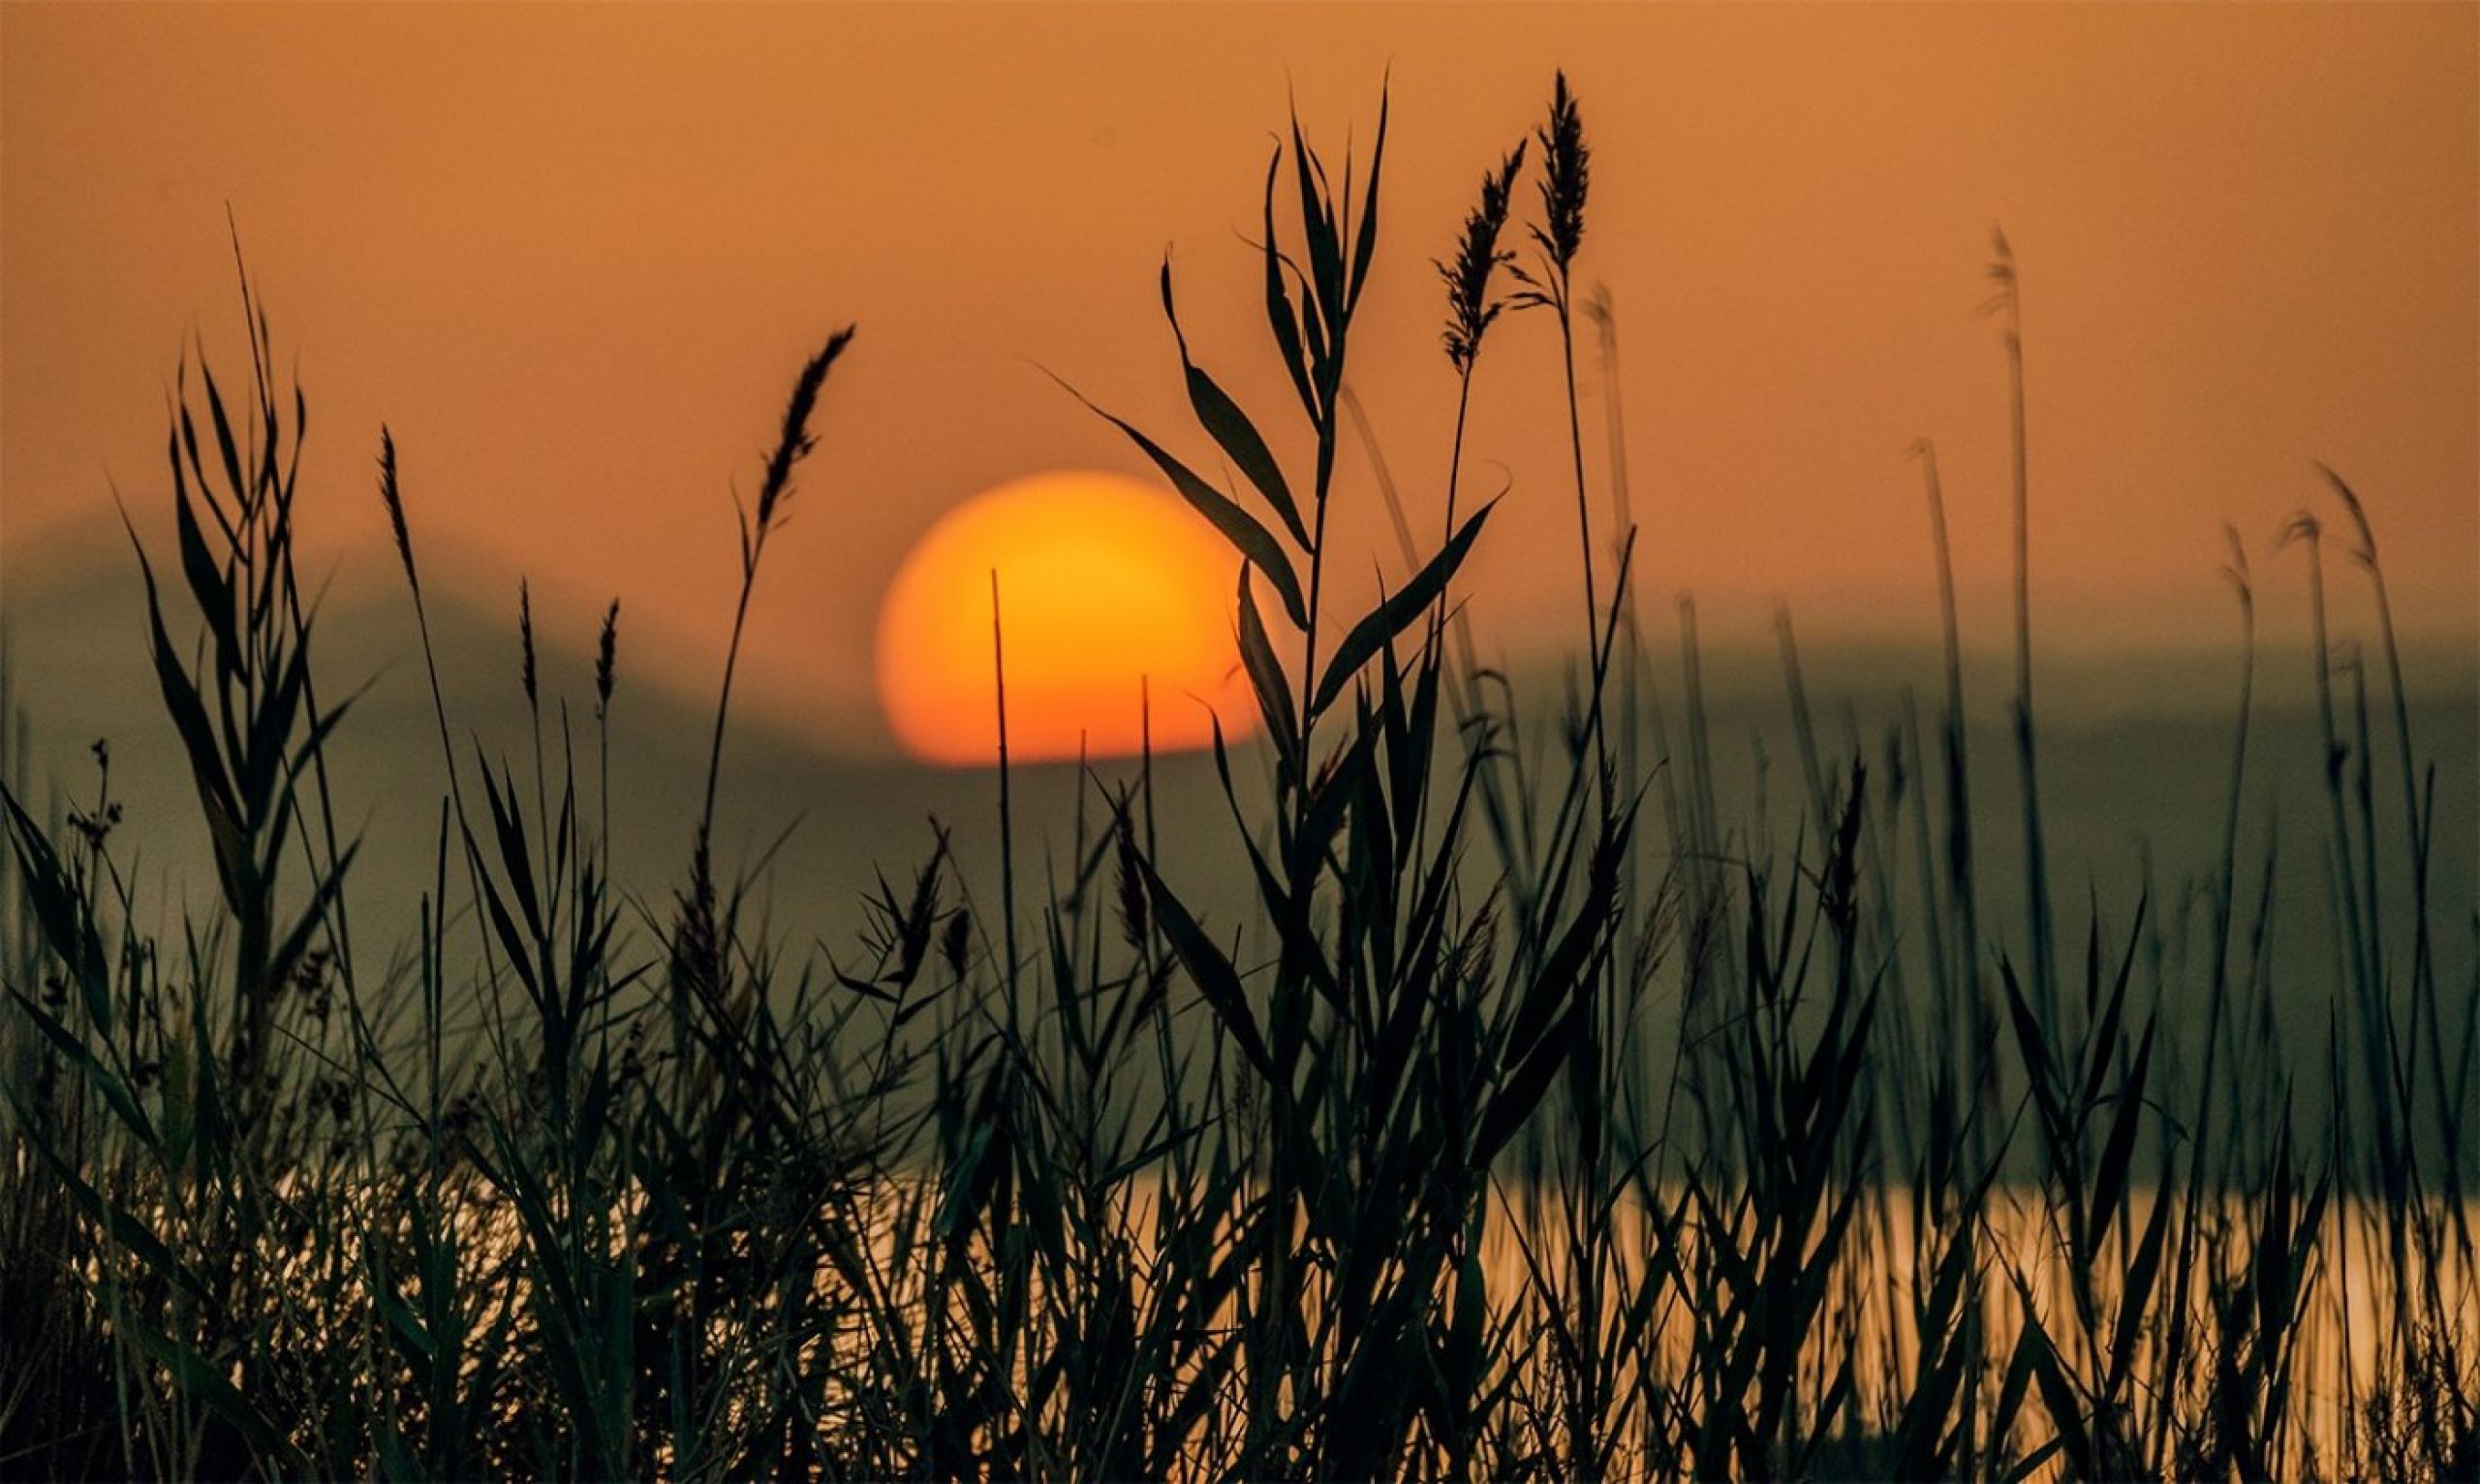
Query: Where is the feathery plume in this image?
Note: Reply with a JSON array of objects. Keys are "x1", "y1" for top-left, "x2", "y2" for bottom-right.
[
  {"x1": 1439, "y1": 139, "x2": 1528, "y2": 373},
  {"x1": 752, "y1": 325, "x2": 859, "y2": 551},
  {"x1": 1113, "y1": 806, "x2": 1150, "y2": 953},
  {"x1": 940, "y1": 905, "x2": 973, "y2": 980},
  {"x1": 1532, "y1": 72, "x2": 1589, "y2": 277},
  {"x1": 595, "y1": 598, "x2": 620, "y2": 716},
  {"x1": 376, "y1": 426, "x2": 417, "y2": 593},
  {"x1": 517, "y1": 578, "x2": 537, "y2": 706}
]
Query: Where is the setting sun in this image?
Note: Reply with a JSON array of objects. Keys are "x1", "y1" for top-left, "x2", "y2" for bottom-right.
[{"x1": 876, "y1": 471, "x2": 1256, "y2": 764}]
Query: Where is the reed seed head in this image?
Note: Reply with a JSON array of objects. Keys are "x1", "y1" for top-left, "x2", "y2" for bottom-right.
[
  {"x1": 1980, "y1": 226, "x2": 2021, "y2": 322},
  {"x1": 755, "y1": 325, "x2": 859, "y2": 541},
  {"x1": 2319, "y1": 464, "x2": 2380, "y2": 569},
  {"x1": 1532, "y1": 72, "x2": 1589, "y2": 276},
  {"x1": 517, "y1": 577, "x2": 538, "y2": 705},
  {"x1": 1439, "y1": 139, "x2": 1528, "y2": 374},
  {"x1": 1113, "y1": 808, "x2": 1150, "y2": 953},
  {"x1": 596, "y1": 598, "x2": 620, "y2": 715},
  {"x1": 376, "y1": 425, "x2": 417, "y2": 592},
  {"x1": 940, "y1": 905, "x2": 973, "y2": 979}
]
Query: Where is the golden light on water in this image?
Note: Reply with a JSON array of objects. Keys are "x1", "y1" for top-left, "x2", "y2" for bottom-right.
[{"x1": 875, "y1": 472, "x2": 1256, "y2": 765}]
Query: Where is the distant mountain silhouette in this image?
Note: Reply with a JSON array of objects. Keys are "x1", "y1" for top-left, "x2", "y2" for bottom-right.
[
  {"x1": 0, "y1": 530, "x2": 1265, "y2": 984},
  {"x1": 6, "y1": 525, "x2": 2471, "y2": 1047}
]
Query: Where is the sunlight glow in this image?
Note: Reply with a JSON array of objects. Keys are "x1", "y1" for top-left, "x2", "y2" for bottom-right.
[{"x1": 876, "y1": 472, "x2": 1256, "y2": 764}]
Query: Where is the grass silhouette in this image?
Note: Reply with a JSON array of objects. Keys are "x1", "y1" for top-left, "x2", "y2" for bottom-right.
[{"x1": 2, "y1": 77, "x2": 2472, "y2": 1480}]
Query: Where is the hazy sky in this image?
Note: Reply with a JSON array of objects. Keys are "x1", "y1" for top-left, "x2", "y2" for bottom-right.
[{"x1": 5, "y1": 3, "x2": 2472, "y2": 755}]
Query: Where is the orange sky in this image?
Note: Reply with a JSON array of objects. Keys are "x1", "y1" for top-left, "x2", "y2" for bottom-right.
[{"x1": 4, "y1": 3, "x2": 2472, "y2": 755}]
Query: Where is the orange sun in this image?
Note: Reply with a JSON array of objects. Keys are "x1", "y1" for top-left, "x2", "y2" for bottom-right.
[{"x1": 876, "y1": 472, "x2": 1257, "y2": 765}]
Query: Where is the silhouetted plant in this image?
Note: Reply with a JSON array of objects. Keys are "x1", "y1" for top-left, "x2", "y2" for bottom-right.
[{"x1": 1, "y1": 75, "x2": 2471, "y2": 1484}]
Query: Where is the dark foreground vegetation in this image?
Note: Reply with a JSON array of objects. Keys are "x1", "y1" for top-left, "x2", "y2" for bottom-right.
[{"x1": 3, "y1": 80, "x2": 2472, "y2": 1480}]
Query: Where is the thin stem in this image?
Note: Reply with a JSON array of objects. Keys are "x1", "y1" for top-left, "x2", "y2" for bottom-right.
[
  {"x1": 2000, "y1": 286, "x2": 2056, "y2": 1024},
  {"x1": 1299, "y1": 417, "x2": 1338, "y2": 754},
  {"x1": 697, "y1": 555, "x2": 760, "y2": 853},
  {"x1": 1552, "y1": 293, "x2": 1612, "y2": 819},
  {"x1": 993, "y1": 570, "x2": 1020, "y2": 1016}
]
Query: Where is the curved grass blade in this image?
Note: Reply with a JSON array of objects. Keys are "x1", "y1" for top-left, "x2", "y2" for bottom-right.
[
  {"x1": 1134, "y1": 848, "x2": 1277, "y2": 1080},
  {"x1": 1163, "y1": 263, "x2": 1309, "y2": 548},
  {"x1": 1238, "y1": 566, "x2": 1302, "y2": 772},
  {"x1": 1313, "y1": 499, "x2": 1495, "y2": 717},
  {"x1": 1262, "y1": 148, "x2": 1318, "y2": 421},
  {"x1": 1347, "y1": 82, "x2": 1390, "y2": 311},
  {"x1": 1049, "y1": 371, "x2": 1308, "y2": 629}
]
